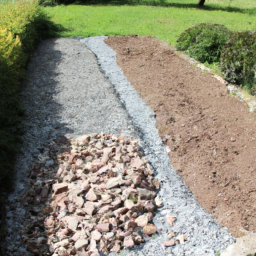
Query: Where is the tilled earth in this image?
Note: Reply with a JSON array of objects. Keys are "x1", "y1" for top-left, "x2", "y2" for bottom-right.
[{"x1": 106, "y1": 35, "x2": 256, "y2": 238}]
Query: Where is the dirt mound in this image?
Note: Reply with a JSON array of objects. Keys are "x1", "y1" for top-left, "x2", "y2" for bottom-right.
[{"x1": 106, "y1": 35, "x2": 256, "y2": 237}]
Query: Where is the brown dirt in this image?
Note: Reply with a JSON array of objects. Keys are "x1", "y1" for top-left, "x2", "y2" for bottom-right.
[{"x1": 105, "y1": 35, "x2": 256, "y2": 238}]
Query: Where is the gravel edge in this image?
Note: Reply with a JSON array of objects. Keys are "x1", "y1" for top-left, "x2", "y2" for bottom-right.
[{"x1": 81, "y1": 36, "x2": 235, "y2": 256}]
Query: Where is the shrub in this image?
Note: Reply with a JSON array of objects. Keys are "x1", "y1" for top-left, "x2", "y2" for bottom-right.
[
  {"x1": 220, "y1": 31, "x2": 256, "y2": 93},
  {"x1": 0, "y1": 0, "x2": 59, "y2": 188},
  {"x1": 176, "y1": 23, "x2": 232, "y2": 63}
]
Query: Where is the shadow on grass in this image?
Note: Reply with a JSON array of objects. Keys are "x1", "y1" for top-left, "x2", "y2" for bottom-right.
[{"x1": 47, "y1": 0, "x2": 256, "y2": 15}]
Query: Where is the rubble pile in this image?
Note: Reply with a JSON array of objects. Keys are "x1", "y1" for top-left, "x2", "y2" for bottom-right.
[{"x1": 20, "y1": 133, "x2": 162, "y2": 255}]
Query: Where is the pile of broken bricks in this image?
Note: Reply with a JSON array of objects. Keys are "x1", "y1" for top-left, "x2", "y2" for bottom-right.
[{"x1": 19, "y1": 133, "x2": 186, "y2": 256}]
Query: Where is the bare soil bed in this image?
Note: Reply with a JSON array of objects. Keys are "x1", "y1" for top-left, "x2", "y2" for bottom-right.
[{"x1": 106, "y1": 35, "x2": 256, "y2": 238}]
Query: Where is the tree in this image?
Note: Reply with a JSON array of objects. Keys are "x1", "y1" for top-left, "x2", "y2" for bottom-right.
[{"x1": 198, "y1": 0, "x2": 205, "y2": 6}]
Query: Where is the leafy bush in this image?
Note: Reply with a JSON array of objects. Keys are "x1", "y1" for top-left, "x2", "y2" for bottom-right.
[
  {"x1": 39, "y1": 0, "x2": 75, "y2": 6},
  {"x1": 176, "y1": 23, "x2": 232, "y2": 63},
  {"x1": 0, "y1": 0, "x2": 59, "y2": 188},
  {"x1": 220, "y1": 31, "x2": 256, "y2": 93}
]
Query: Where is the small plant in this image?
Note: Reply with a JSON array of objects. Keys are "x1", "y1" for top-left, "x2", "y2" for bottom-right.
[
  {"x1": 220, "y1": 31, "x2": 256, "y2": 94},
  {"x1": 176, "y1": 23, "x2": 232, "y2": 63},
  {"x1": 129, "y1": 196, "x2": 137, "y2": 203},
  {"x1": 151, "y1": 234, "x2": 157, "y2": 240}
]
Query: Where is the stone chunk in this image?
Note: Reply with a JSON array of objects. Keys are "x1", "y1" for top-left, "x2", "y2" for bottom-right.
[
  {"x1": 135, "y1": 215, "x2": 148, "y2": 227},
  {"x1": 83, "y1": 202, "x2": 96, "y2": 215},
  {"x1": 86, "y1": 188, "x2": 97, "y2": 201},
  {"x1": 155, "y1": 196, "x2": 163, "y2": 207},
  {"x1": 75, "y1": 239, "x2": 89, "y2": 250},
  {"x1": 52, "y1": 183, "x2": 68, "y2": 194},
  {"x1": 123, "y1": 236, "x2": 134, "y2": 248},
  {"x1": 162, "y1": 239, "x2": 175, "y2": 247},
  {"x1": 64, "y1": 216, "x2": 79, "y2": 232},
  {"x1": 130, "y1": 157, "x2": 144, "y2": 169},
  {"x1": 91, "y1": 230, "x2": 102, "y2": 241},
  {"x1": 124, "y1": 199, "x2": 134, "y2": 210},
  {"x1": 106, "y1": 177, "x2": 121, "y2": 189},
  {"x1": 137, "y1": 188, "x2": 156, "y2": 200},
  {"x1": 95, "y1": 223, "x2": 110, "y2": 232},
  {"x1": 143, "y1": 224, "x2": 157, "y2": 235}
]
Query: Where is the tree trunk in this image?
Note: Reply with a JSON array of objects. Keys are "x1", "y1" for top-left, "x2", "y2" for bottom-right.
[{"x1": 198, "y1": 0, "x2": 205, "y2": 6}]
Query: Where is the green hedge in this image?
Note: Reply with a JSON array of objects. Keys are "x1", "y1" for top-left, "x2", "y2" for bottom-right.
[
  {"x1": 220, "y1": 31, "x2": 256, "y2": 93},
  {"x1": 0, "y1": 0, "x2": 59, "y2": 188},
  {"x1": 176, "y1": 23, "x2": 232, "y2": 64}
]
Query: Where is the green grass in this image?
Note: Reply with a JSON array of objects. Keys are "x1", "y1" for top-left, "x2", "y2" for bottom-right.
[{"x1": 43, "y1": 0, "x2": 256, "y2": 46}]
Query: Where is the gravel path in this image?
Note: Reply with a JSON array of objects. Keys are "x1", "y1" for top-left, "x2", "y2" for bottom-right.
[
  {"x1": 4, "y1": 37, "x2": 234, "y2": 256},
  {"x1": 5, "y1": 38, "x2": 138, "y2": 255}
]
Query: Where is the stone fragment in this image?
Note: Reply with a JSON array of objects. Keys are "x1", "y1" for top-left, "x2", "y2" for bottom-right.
[
  {"x1": 123, "y1": 236, "x2": 134, "y2": 248},
  {"x1": 144, "y1": 200, "x2": 155, "y2": 212},
  {"x1": 124, "y1": 220, "x2": 137, "y2": 230},
  {"x1": 167, "y1": 232, "x2": 175, "y2": 239},
  {"x1": 135, "y1": 215, "x2": 148, "y2": 227},
  {"x1": 124, "y1": 199, "x2": 134, "y2": 210},
  {"x1": 52, "y1": 183, "x2": 68, "y2": 194},
  {"x1": 176, "y1": 234, "x2": 186, "y2": 244},
  {"x1": 57, "y1": 246, "x2": 68, "y2": 256},
  {"x1": 56, "y1": 165, "x2": 65, "y2": 177},
  {"x1": 166, "y1": 216, "x2": 176, "y2": 226},
  {"x1": 101, "y1": 194, "x2": 111, "y2": 201},
  {"x1": 130, "y1": 157, "x2": 144, "y2": 169},
  {"x1": 57, "y1": 228, "x2": 69, "y2": 238},
  {"x1": 143, "y1": 224, "x2": 157, "y2": 235},
  {"x1": 130, "y1": 174, "x2": 142, "y2": 185},
  {"x1": 162, "y1": 239, "x2": 175, "y2": 247},
  {"x1": 77, "y1": 252, "x2": 90, "y2": 256},
  {"x1": 44, "y1": 216, "x2": 55, "y2": 228},
  {"x1": 152, "y1": 179, "x2": 160, "y2": 189},
  {"x1": 86, "y1": 188, "x2": 97, "y2": 201},
  {"x1": 89, "y1": 239, "x2": 97, "y2": 252},
  {"x1": 71, "y1": 231, "x2": 81, "y2": 242},
  {"x1": 64, "y1": 216, "x2": 79, "y2": 232},
  {"x1": 91, "y1": 160, "x2": 104, "y2": 168},
  {"x1": 98, "y1": 205, "x2": 113, "y2": 214},
  {"x1": 83, "y1": 202, "x2": 96, "y2": 215},
  {"x1": 155, "y1": 196, "x2": 163, "y2": 207},
  {"x1": 95, "y1": 223, "x2": 110, "y2": 232},
  {"x1": 82, "y1": 180, "x2": 90, "y2": 191},
  {"x1": 113, "y1": 207, "x2": 128, "y2": 217},
  {"x1": 75, "y1": 239, "x2": 89, "y2": 250},
  {"x1": 103, "y1": 232, "x2": 114, "y2": 240},
  {"x1": 76, "y1": 135, "x2": 90, "y2": 145},
  {"x1": 106, "y1": 176, "x2": 121, "y2": 189},
  {"x1": 137, "y1": 188, "x2": 156, "y2": 200},
  {"x1": 91, "y1": 230, "x2": 102, "y2": 241},
  {"x1": 98, "y1": 165, "x2": 109, "y2": 174}
]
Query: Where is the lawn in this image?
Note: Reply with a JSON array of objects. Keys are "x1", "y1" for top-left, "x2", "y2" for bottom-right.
[{"x1": 43, "y1": 0, "x2": 256, "y2": 46}]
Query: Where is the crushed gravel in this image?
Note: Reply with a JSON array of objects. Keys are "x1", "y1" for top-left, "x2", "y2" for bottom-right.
[{"x1": 3, "y1": 37, "x2": 235, "y2": 256}]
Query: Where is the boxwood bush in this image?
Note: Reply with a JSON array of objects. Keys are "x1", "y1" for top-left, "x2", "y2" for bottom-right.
[
  {"x1": 176, "y1": 23, "x2": 232, "y2": 64},
  {"x1": 220, "y1": 31, "x2": 256, "y2": 93},
  {"x1": 0, "y1": 0, "x2": 59, "y2": 188}
]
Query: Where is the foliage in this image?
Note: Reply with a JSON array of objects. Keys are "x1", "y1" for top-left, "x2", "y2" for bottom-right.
[
  {"x1": 176, "y1": 23, "x2": 232, "y2": 63},
  {"x1": 0, "y1": 0, "x2": 59, "y2": 188},
  {"x1": 220, "y1": 31, "x2": 256, "y2": 93}
]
